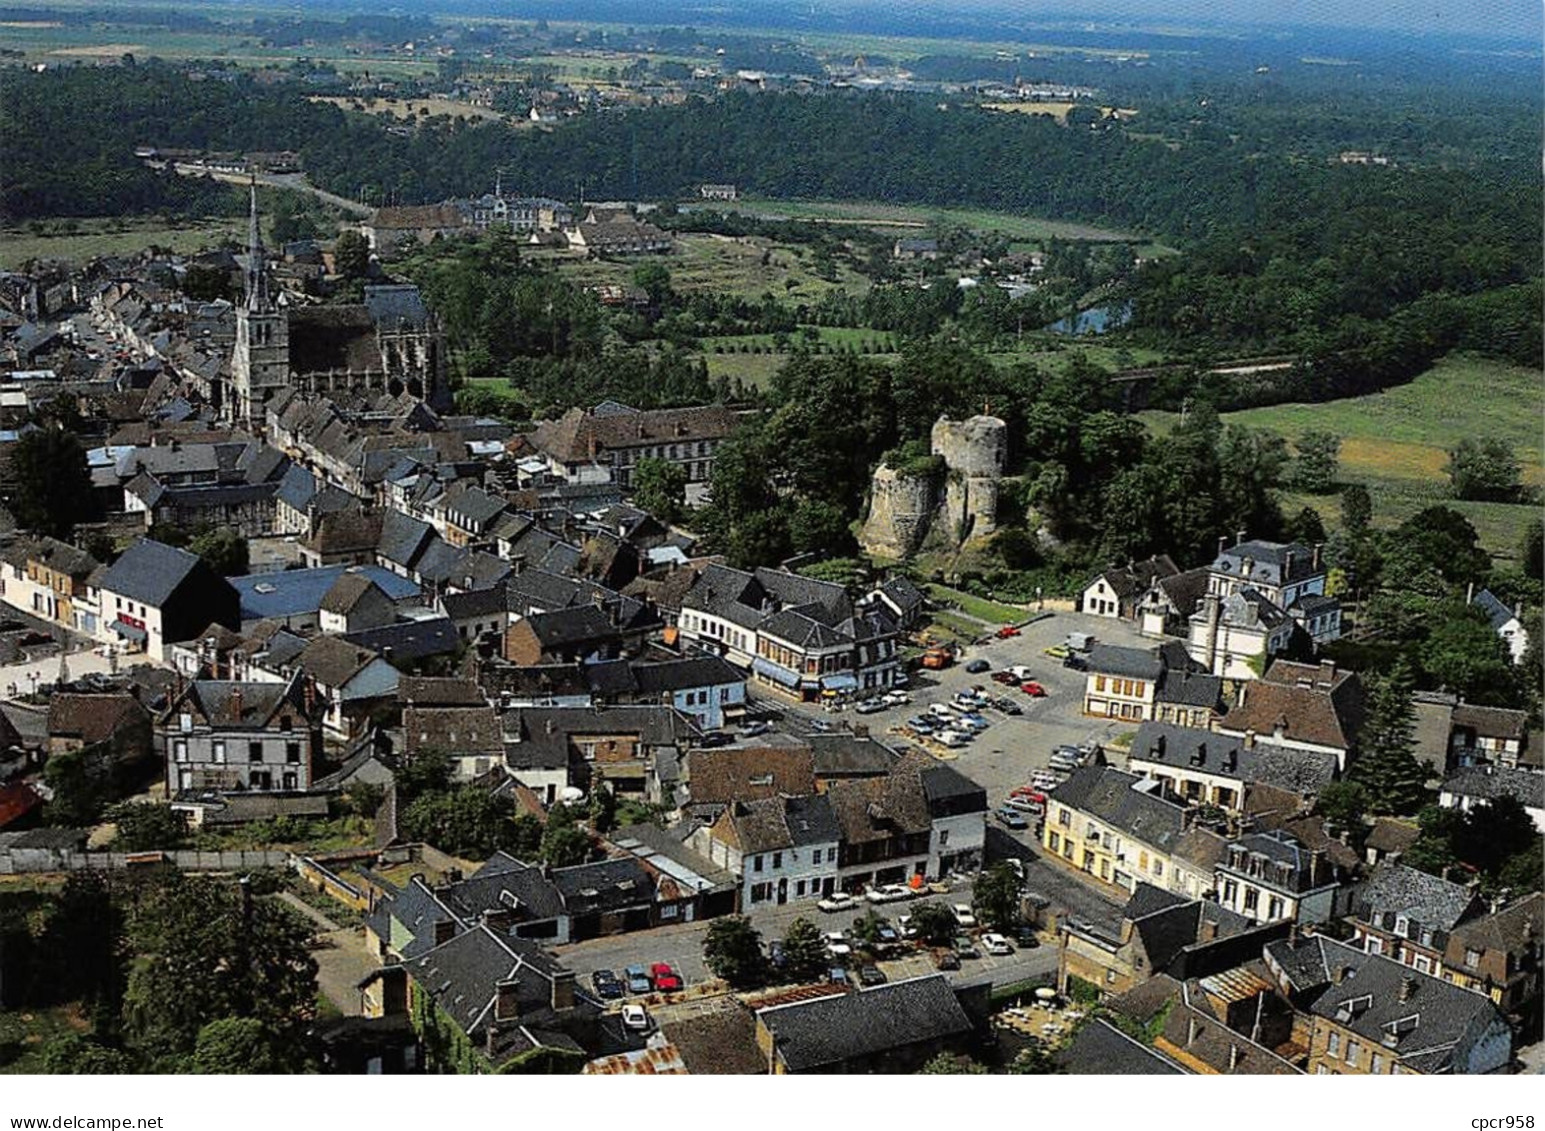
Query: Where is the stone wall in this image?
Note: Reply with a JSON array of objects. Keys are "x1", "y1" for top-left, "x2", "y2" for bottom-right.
[{"x1": 931, "y1": 415, "x2": 1007, "y2": 479}]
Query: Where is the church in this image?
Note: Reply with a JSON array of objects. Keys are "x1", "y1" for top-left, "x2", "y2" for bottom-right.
[{"x1": 228, "y1": 185, "x2": 449, "y2": 425}]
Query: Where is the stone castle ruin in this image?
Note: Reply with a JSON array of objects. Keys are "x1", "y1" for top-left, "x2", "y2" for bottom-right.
[{"x1": 860, "y1": 413, "x2": 1008, "y2": 560}]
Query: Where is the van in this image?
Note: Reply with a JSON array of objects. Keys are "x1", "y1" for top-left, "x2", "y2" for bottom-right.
[
  {"x1": 928, "y1": 703, "x2": 958, "y2": 720},
  {"x1": 936, "y1": 730, "x2": 969, "y2": 747}
]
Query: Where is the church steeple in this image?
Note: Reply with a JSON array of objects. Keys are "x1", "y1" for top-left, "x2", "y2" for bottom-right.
[{"x1": 244, "y1": 175, "x2": 271, "y2": 312}]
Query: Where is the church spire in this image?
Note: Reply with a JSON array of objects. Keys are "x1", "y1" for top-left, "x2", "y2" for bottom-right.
[{"x1": 244, "y1": 174, "x2": 270, "y2": 312}]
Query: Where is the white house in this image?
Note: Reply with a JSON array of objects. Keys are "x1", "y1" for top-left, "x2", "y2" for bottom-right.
[
  {"x1": 691, "y1": 794, "x2": 841, "y2": 908},
  {"x1": 1472, "y1": 588, "x2": 1530, "y2": 665}
]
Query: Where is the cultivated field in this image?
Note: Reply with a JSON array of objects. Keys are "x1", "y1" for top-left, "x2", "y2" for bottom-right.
[
  {"x1": 308, "y1": 95, "x2": 505, "y2": 123},
  {"x1": 981, "y1": 101, "x2": 1137, "y2": 122},
  {"x1": 0, "y1": 218, "x2": 248, "y2": 269},
  {"x1": 1143, "y1": 354, "x2": 1545, "y2": 560}
]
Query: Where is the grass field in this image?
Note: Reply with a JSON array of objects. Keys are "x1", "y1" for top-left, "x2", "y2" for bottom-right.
[
  {"x1": 309, "y1": 95, "x2": 505, "y2": 122},
  {"x1": 925, "y1": 583, "x2": 1026, "y2": 624},
  {"x1": 982, "y1": 101, "x2": 1137, "y2": 122},
  {"x1": 1141, "y1": 354, "x2": 1545, "y2": 561},
  {"x1": 0, "y1": 217, "x2": 247, "y2": 269},
  {"x1": 731, "y1": 197, "x2": 1169, "y2": 249}
]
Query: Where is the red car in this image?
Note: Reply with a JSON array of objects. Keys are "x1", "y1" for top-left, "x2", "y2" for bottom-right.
[
  {"x1": 990, "y1": 671, "x2": 1018, "y2": 685},
  {"x1": 649, "y1": 963, "x2": 683, "y2": 992},
  {"x1": 1009, "y1": 786, "x2": 1048, "y2": 803},
  {"x1": 1021, "y1": 681, "x2": 1047, "y2": 697},
  {"x1": 995, "y1": 625, "x2": 1022, "y2": 639}
]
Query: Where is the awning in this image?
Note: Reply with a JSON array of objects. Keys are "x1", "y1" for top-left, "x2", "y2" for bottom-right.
[
  {"x1": 112, "y1": 621, "x2": 147, "y2": 642},
  {"x1": 820, "y1": 672, "x2": 859, "y2": 692},
  {"x1": 751, "y1": 657, "x2": 801, "y2": 689}
]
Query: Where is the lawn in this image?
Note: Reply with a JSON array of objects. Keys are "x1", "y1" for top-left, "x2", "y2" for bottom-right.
[
  {"x1": 1141, "y1": 354, "x2": 1545, "y2": 561},
  {"x1": 925, "y1": 583, "x2": 1026, "y2": 624}
]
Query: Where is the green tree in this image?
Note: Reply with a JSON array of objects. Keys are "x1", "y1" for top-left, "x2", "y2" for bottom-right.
[
  {"x1": 1293, "y1": 431, "x2": 1341, "y2": 493},
  {"x1": 123, "y1": 874, "x2": 317, "y2": 1065},
  {"x1": 1422, "y1": 606, "x2": 1515, "y2": 704},
  {"x1": 631, "y1": 261, "x2": 673, "y2": 307},
  {"x1": 919, "y1": 1052, "x2": 987, "y2": 1074},
  {"x1": 909, "y1": 902, "x2": 957, "y2": 946},
  {"x1": 780, "y1": 916, "x2": 830, "y2": 981},
  {"x1": 1452, "y1": 795, "x2": 1538, "y2": 879},
  {"x1": 1340, "y1": 483, "x2": 1373, "y2": 539},
  {"x1": 971, "y1": 864, "x2": 1022, "y2": 932},
  {"x1": 1348, "y1": 660, "x2": 1428, "y2": 816},
  {"x1": 395, "y1": 749, "x2": 453, "y2": 801},
  {"x1": 400, "y1": 787, "x2": 519, "y2": 858},
  {"x1": 539, "y1": 814, "x2": 591, "y2": 868},
  {"x1": 1314, "y1": 781, "x2": 1369, "y2": 835},
  {"x1": 1522, "y1": 517, "x2": 1543, "y2": 582},
  {"x1": 1283, "y1": 506, "x2": 1327, "y2": 547},
  {"x1": 37, "y1": 871, "x2": 127, "y2": 1034},
  {"x1": 10, "y1": 426, "x2": 94, "y2": 539},
  {"x1": 1446, "y1": 437, "x2": 1522, "y2": 502},
  {"x1": 37, "y1": 1034, "x2": 134, "y2": 1074},
  {"x1": 632, "y1": 457, "x2": 687, "y2": 524},
  {"x1": 110, "y1": 803, "x2": 187, "y2": 851},
  {"x1": 190, "y1": 1016, "x2": 312, "y2": 1074},
  {"x1": 187, "y1": 526, "x2": 249, "y2": 577},
  {"x1": 588, "y1": 779, "x2": 617, "y2": 834},
  {"x1": 333, "y1": 230, "x2": 370, "y2": 279},
  {"x1": 702, "y1": 915, "x2": 767, "y2": 988},
  {"x1": 1006, "y1": 1038, "x2": 1063, "y2": 1074}
]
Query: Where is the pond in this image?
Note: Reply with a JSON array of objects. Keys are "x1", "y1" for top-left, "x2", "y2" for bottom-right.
[{"x1": 1045, "y1": 302, "x2": 1132, "y2": 336}]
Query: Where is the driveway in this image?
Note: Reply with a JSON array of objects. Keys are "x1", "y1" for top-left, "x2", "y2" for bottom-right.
[{"x1": 277, "y1": 892, "x2": 378, "y2": 1017}]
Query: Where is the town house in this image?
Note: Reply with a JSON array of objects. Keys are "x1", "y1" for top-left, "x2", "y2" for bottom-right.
[{"x1": 160, "y1": 673, "x2": 324, "y2": 795}]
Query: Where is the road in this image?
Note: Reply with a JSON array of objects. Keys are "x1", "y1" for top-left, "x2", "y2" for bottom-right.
[{"x1": 170, "y1": 164, "x2": 374, "y2": 217}]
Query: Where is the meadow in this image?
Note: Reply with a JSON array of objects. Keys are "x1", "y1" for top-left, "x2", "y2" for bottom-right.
[{"x1": 1142, "y1": 354, "x2": 1545, "y2": 561}]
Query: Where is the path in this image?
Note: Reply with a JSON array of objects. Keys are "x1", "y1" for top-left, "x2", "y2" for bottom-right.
[
  {"x1": 275, "y1": 891, "x2": 378, "y2": 1017},
  {"x1": 170, "y1": 165, "x2": 373, "y2": 218}
]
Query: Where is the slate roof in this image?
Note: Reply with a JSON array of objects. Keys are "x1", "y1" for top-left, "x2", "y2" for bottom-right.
[
  {"x1": 1446, "y1": 893, "x2": 1544, "y2": 969},
  {"x1": 1090, "y1": 555, "x2": 1180, "y2": 600},
  {"x1": 1211, "y1": 539, "x2": 1321, "y2": 587},
  {"x1": 345, "y1": 617, "x2": 460, "y2": 664},
  {"x1": 441, "y1": 585, "x2": 507, "y2": 622},
  {"x1": 519, "y1": 605, "x2": 622, "y2": 650},
  {"x1": 549, "y1": 857, "x2": 654, "y2": 914},
  {"x1": 757, "y1": 975, "x2": 972, "y2": 1072},
  {"x1": 630, "y1": 655, "x2": 745, "y2": 695},
  {"x1": 3, "y1": 536, "x2": 99, "y2": 579},
  {"x1": 1441, "y1": 766, "x2": 1543, "y2": 809},
  {"x1": 1129, "y1": 721, "x2": 1339, "y2": 797},
  {"x1": 1151, "y1": 567, "x2": 1210, "y2": 619},
  {"x1": 1108, "y1": 974, "x2": 1300, "y2": 1075},
  {"x1": 1154, "y1": 669, "x2": 1223, "y2": 711},
  {"x1": 1050, "y1": 766, "x2": 1188, "y2": 852},
  {"x1": 437, "y1": 853, "x2": 566, "y2": 923},
  {"x1": 1264, "y1": 934, "x2": 1506, "y2": 1073},
  {"x1": 96, "y1": 539, "x2": 204, "y2": 605},
  {"x1": 1351, "y1": 864, "x2": 1481, "y2": 935},
  {"x1": 824, "y1": 754, "x2": 936, "y2": 844},
  {"x1": 171, "y1": 677, "x2": 309, "y2": 728},
  {"x1": 1086, "y1": 643, "x2": 1165, "y2": 681},
  {"x1": 293, "y1": 636, "x2": 391, "y2": 692},
  {"x1": 1472, "y1": 588, "x2": 1518, "y2": 631},
  {"x1": 376, "y1": 510, "x2": 434, "y2": 569},
  {"x1": 1056, "y1": 1017, "x2": 1186, "y2": 1075},
  {"x1": 806, "y1": 733, "x2": 900, "y2": 778},
  {"x1": 320, "y1": 572, "x2": 388, "y2": 616},
  {"x1": 363, "y1": 284, "x2": 430, "y2": 329}
]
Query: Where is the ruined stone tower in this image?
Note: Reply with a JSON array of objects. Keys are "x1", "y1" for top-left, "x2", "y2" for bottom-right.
[{"x1": 859, "y1": 412, "x2": 1008, "y2": 559}]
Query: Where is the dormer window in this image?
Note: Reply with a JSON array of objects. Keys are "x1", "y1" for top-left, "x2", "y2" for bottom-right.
[{"x1": 1394, "y1": 915, "x2": 1410, "y2": 938}]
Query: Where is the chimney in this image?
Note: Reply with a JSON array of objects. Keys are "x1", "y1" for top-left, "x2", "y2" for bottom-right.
[
  {"x1": 230, "y1": 686, "x2": 243, "y2": 721},
  {"x1": 1187, "y1": 1017, "x2": 1199, "y2": 1046},
  {"x1": 303, "y1": 676, "x2": 317, "y2": 713},
  {"x1": 494, "y1": 978, "x2": 521, "y2": 1022},
  {"x1": 1199, "y1": 916, "x2": 1219, "y2": 943},
  {"x1": 1284, "y1": 550, "x2": 1295, "y2": 579},
  {"x1": 1243, "y1": 729, "x2": 1256, "y2": 749},
  {"x1": 1333, "y1": 964, "x2": 1354, "y2": 985},
  {"x1": 1217, "y1": 535, "x2": 1228, "y2": 558},
  {"x1": 1236, "y1": 530, "x2": 1246, "y2": 546},
  {"x1": 1398, "y1": 976, "x2": 1417, "y2": 1003},
  {"x1": 1318, "y1": 658, "x2": 1337, "y2": 686},
  {"x1": 1228, "y1": 1044, "x2": 1241, "y2": 1072},
  {"x1": 432, "y1": 918, "x2": 456, "y2": 947},
  {"x1": 1312, "y1": 542, "x2": 1323, "y2": 570},
  {"x1": 551, "y1": 968, "x2": 576, "y2": 1012}
]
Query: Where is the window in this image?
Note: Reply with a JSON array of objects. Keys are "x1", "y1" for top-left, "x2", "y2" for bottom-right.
[
  {"x1": 286, "y1": 743, "x2": 301, "y2": 764},
  {"x1": 772, "y1": 852, "x2": 783, "y2": 869},
  {"x1": 1326, "y1": 1032, "x2": 1340, "y2": 1057},
  {"x1": 1048, "y1": 832, "x2": 1061, "y2": 853},
  {"x1": 1345, "y1": 1040, "x2": 1360, "y2": 1066},
  {"x1": 212, "y1": 740, "x2": 225, "y2": 763},
  {"x1": 1062, "y1": 840, "x2": 1074, "y2": 860},
  {"x1": 173, "y1": 740, "x2": 188, "y2": 763},
  {"x1": 1095, "y1": 676, "x2": 1107, "y2": 693},
  {"x1": 1223, "y1": 880, "x2": 1238, "y2": 903},
  {"x1": 796, "y1": 881, "x2": 805, "y2": 897},
  {"x1": 1395, "y1": 915, "x2": 1410, "y2": 938},
  {"x1": 1365, "y1": 936, "x2": 1383, "y2": 955},
  {"x1": 1057, "y1": 808, "x2": 1071, "y2": 828},
  {"x1": 1370, "y1": 1054, "x2": 1383, "y2": 1075},
  {"x1": 827, "y1": 848, "x2": 837, "y2": 863},
  {"x1": 753, "y1": 855, "x2": 763, "y2": 872},
  {"x1": 939, "y1": 829, "x2": 950, "y2": 847},
  {"x1": 1243, "y1": 887, "x2": 1259, "y2": 912},
  {"x1": 1465, "y1": 948, "x2": 1482, "y2": 968},
  {"x1": 248, "y1": 742, "x2": 263, "y2": 763},
  {"x1": 1268, "y1": 897, "x2": 1284, "y2": 920},
  {"x1": 1153, "y1": 860, "x2": 1164, "y2": 878},
  {"x1": 1414, "y1": 955, "x2": 1432, "y2": 974}
]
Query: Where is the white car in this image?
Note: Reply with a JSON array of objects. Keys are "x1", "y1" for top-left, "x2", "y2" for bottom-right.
[
  {"x1": 865, "y1": 883, "x2": 914, "y2": 904},
  {"x1": 883, "y1": 691, "x2": 911, "y2": 707},
  {"x1": 935, "y1": 730, "x2": 970, "y2": 747},
  {"x1": 825, "y1": 932, "x2": 853, "y2": 957},
  {"x1": 928, "y1": 703, "x2": 959, "y2": 720},
  {"x1": 952, "y1": 904, "x2": 978, "y2": 929},
  {"x1": 621, "y1": 1004, "x2": 651, "y2": 1032},
  {"x1": 1009, "y1": 666, "x2": 1034, "y2": 680},
  {"x1": 981, "y1": 933, "x2": 1014, "y2": 956},
  {"x1": 817, "y1": 892, "x2": 858, "y2": 913},
  {"x1": 897, "y1": 914, "x2": 918, "y2": 939}
]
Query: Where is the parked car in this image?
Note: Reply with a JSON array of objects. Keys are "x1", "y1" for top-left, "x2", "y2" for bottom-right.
[
  {"x1": 855, "y1": 698, "x2": 887, "y2": 715},
  {"x1": 621, "y1": 1003, "x2": 651, "y2": 1032},
  {"x1": 883, "y1": 691, "x2": 912, "y2": 707},
  {"x1": 858, "y1": 964, "x2": 887, "y2": 986},
  {"x1": 1009, "y1": 665, "x2": 1035, "y2": 680},
  {"x1": 957, "y1": 713, "x2": 990, "y2": 732},
  {"x1": 935, "y1": 730, "x2": 970, "y2": 748},
  {"x1": 866, "y1": 883, "x2": 915, "y2": 904},
  {"x1": 952, "y1": 903, "x2": 978, "y2": 929},
  {"x1": 700, "y1": 731, "x2": 734, "y2": 748},
  {"x1": 1006, "y1": 792, "x2": 1046, "y2": 812},
  {"x1": 1030, "y1": 771, "x2": 1060, "y2": 789},
  {"x1": 818, "y1": 891, "x2": 858, "y2": 913},
  {"x1": 991, "y1": 670, "x2": 1018, "y2": 685},
  {"x1": 993, "y1": 698, "x2": 1023, "y2": 715},
  {"x1": 828, "y1": 967, "x2": 850, "y2": 985},
  {"x1": 875, "y1": 923, "x2": 901, "y2": 946},
  {"x1": 994, "y1": 807, "x2": 1030, "y2": 830},
  {"x1": 995, "y1": 624, "x2": 1021, "y2": 638},
  {"x1": 897, "y1": 914, "x2": 918, "y2": 940},
  {"x1": 810, "y1": 719, "x2": 833, "y2": 732},
  {"x1": 981, "y1": 933, "x2": 1015, "y2": 956},
  {"x1": 592, "y1": 969, "x2": 624, "y2": 999},
  {"x1": 740, "y1": 720, "x2": 773, "y2": 738},
  {"x1": 1043, "y1": 644, "x2": 1070, "y2": 659},
  {"x1": 928, "y1": 703, "x2": 959, "y2": 720},
  {"x1": 964, "y1": 658, "x2": 991, "y2": 673},
  {"x1": 825, "y1": 932, "x2": 853, "y2": 957},
  {"x1": 624, "y1": 965, "x2": 652, "y2": 994},
  {"x1": 650, "y1": 963, "x2": 683, "y2": 992},
  {"x1": 952, "y1": 935, "x2": 980, "y2": 959},
  {"x1": 907, "y1": 715, "x2": 937, "y2": 734},
  {"x1": 1020, "y1": 681, "x2": 1048, "y2": 697},
  {"x1": 1063, "y1": 654, "x2": 1089, "y2": 672},
  {"x1": 934, "y1": 949, "x2": 961, "y2": 971}
]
